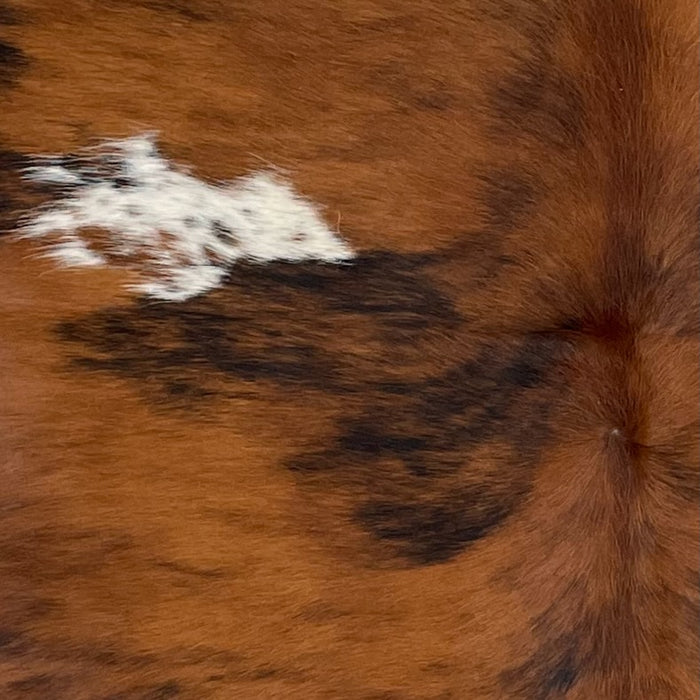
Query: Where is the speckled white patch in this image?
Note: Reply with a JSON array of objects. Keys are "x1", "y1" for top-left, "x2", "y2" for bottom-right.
[{"x1": 18, "y1": 133, "x2": 354, "y2": 301}]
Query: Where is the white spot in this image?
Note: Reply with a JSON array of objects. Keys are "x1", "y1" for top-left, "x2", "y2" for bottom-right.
[
  {"x1": 25, "y1": 164, "x2": 83, "y2": 185},
  {"x1": 45, "y1": 239, "x2": 105, "y2": 267},
  {"x1": 17, "y1": 133, "x2": 355, "y2": 301}
]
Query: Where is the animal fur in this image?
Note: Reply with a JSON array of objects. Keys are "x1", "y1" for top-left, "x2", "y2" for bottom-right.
[{"x1": 0, "y1": 0, "x2": 697, "y2": 697}]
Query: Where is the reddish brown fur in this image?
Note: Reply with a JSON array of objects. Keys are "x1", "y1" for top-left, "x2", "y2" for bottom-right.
[{"x1": 0, "y1": 0, "x2": 698, "y2": 698}]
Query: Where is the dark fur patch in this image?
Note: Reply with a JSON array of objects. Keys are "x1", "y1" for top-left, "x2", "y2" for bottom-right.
[
  {"x1": 56, "y1": 251, "x2": 568, "y2": 566},
  {"x1": 6, "y1": 673, "x2": 66, "y2": 694},
  {"x1": 56, "y1": 252, "x2": 461, "y2": 398},
  {"x1": 143, "y1": 680, "x2": 181, "y2": 699},
  {"x1": 0, "y1": 147, "x2": 31, "y2": 230},
  {"x1": 479, "y1": 169, "x2": 538, "y2": 232},
  {"x1": 356, "y1": 487, "x2": 514, "y2": 565},
  {"x1": 290, "y1": 336, "x2": 561, "y2": 476},
  {"x1": 0, "y1": 39, "x2": 26, "y2": 86},
  {"x1": 106, "y1": 0, "x2": 210, "y2": 22},
  {"x1": 0, "y1": 15, "x2": 30, "y2": 233},
  {"x1": 0, "y1": 628, "x2": 20, "y2": 650},
  {"x1": 501, "y1": 633, "x2": 580, "y2": 699},
  {"x1": 490, "y1": 57, "x2": 584, "y2": 149},
  {"x1": 289, "y1": 334, "x2": 564, "y2": 564},
  {"x1": 0, "y1": 3, "x2": 22, "y2": 25}
]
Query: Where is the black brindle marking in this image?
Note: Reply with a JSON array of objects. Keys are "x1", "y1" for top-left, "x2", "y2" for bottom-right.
[{"x1": 56, "y1": 249, "x2": 571, "y2": 567}]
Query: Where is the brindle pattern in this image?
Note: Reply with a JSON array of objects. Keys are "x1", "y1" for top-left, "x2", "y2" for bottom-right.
[
  {"x1": 0, "y1": 0, "x2": 698, "y2": 698},
  {"x1": 56, "y1": 256, "x2": 570, "y2": 567}
]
